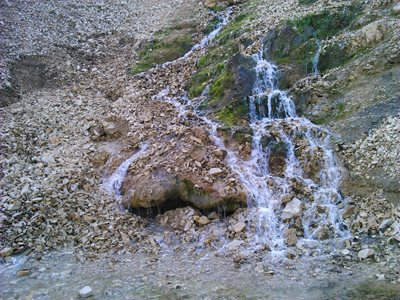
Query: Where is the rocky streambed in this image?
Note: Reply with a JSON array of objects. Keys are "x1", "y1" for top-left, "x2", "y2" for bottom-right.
[{"x1": 1, "y1": 0, "x2": 400, "y2": 299}]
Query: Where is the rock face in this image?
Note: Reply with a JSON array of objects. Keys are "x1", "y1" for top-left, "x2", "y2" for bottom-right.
[{"x1": 122, "y1": 168, "x2": 247, "y2": 212}]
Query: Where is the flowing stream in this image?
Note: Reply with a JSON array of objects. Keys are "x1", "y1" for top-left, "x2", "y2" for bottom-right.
[
  {"x1": 110, "y1": 8, "x2": 349, "y2": 252},
  {"x1": 153, "y1": 47, "x2": 349, "y2": 252},
  {"x1": 312, "y1": 39, "x2": 322, "y2": 75},
  {"x1": 105, "y1": 143, "x2": 148, "y2": 210}
]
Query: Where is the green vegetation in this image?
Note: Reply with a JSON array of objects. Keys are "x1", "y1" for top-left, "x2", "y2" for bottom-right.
[
  {"x1": 216, "y1": 102, "x2": 248, "y2": 127},
  {"x1": 186, "y1": 10, "x2": 258, "y2": 127},
  {"x1": 268, "y1": 1, "x2": 364, "y2": 78},
  {"x1": 346, "y1": 282, "x2": 400, "y2": 300},
  {"x1": 269, "y1": 141, "x2": 288, "y2": 156},
  {"x1": 209, "y1": 66, "x2": 234, "y2": 104},
  {"x1": 217, "y1": 12, "x2": 253, "y2": 44},
  {"x1": 298, "y1": 0, "x2": 317, "y2": 5},
  {"x1": 289, "y1": 3, "x2": 362, "y2": 39},
  {"x1": 131, "y1": 27, "x2": 195, "y2": 75}
]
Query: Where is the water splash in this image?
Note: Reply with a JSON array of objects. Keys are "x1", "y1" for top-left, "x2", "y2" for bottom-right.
[{"x1": 105, "y1": 143, "x2": 148, "y2": 210}]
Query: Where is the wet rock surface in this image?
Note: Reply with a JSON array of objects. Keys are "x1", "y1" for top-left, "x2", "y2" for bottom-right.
[{"x1": 0, "y1": 0, "x2": 399, "y2": 298}]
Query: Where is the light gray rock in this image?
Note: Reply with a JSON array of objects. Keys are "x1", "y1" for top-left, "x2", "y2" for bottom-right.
[
  {"x1": 358, "y1": 248, "x2": 375, "y2": 260},
  {"x1": 0, "y1": 247, "x2": 13, "y2": 257},
  {"x1": 226, "y1": 240, "x2": 243, "y2": 251},
  {"x1": 393, "y1": 3, "x2": 400, "y2": 14},
  {"x1": 209, "y1": 168, "x2": 223, "y2": 176},
  {"x1": 232, "y1": 222, "x2": 246, "y2": 233},
  {"x1": 281, "y1": 198, "x2": 302, "y2": 220},
  {"x1": 79, "y1": 286, "x2": 93, "y2": 298}
]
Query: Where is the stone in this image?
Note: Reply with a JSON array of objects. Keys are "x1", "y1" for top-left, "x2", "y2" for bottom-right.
[
  {"x1": 232, "y1": 222, "x2": 246, "y2": 233},
  {"x1": 376, "y1": 274, "x2": 385, "y2": 281},
  {"x1": 79, "y1": 286, "x2": 93, "y2": 298},
  {"x1": 194, "y1": 216, "x2": 210, "y2": 226},
  {"x1": 213, "y1": 149, "x2": 227, "y2": 159},
  {"x1": 255, "y1": 262, "x2": 264, "y2": 273},
  {"x1": 0, "y1": 247, "x2": 13, "y2": 257},
  {"x1": 208, "y1": 211, "x2": 219, "y2": 220},
  {"x1": 358, "y1": 248, "x2": 375, "y2": 260},
  {"x1": 209, "y1": 168, "x2": 223, "y2": 176},
  {"x1": 284, "y1": 228, "x2": 298, "y2": 246},
  {"x1": 102, "y1": 121, "x2": 119, "y2": 136},
  {"x1": 378, "y1": 219, "x2": 393, "y2": 231},
  {"x1": 392, "y1": 3, "x2": 400, "y2": 15},
  {"x1": 226, "y1": 240, "x2": 243, "y2": 251},
  {"x1": 342, "y1": 205, "x2": 355, "y2": 219},
  {"x1": 17, "y1": 269, "x2": 31, "y2": 277},
  {"x1": 281, "y1": 198, "x2": 302, "y2": 220},
  {"x1": 342, "y1": 249, "x2": 350, "y2": 256},
  {"x1": 204, "y1": 0, "x2": 217, "y2": 8}
]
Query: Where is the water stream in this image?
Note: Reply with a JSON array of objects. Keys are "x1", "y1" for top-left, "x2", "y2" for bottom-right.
[
  {"x1": 312, "y1": 39, "x2": 322, "y2": 75},
  {"x1": 152, "y1": 47, "x2": 349, "y2": 253},
  {"x1": 109, "y1": 8, "x2": 349, "y2": 253},
  {"x1": 105, "y1": 143, "x2": 148, "y2": 210}
]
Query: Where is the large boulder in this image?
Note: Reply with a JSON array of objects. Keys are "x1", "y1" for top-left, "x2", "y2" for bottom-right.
[{"x1": 122, "y1": 168, "x2": 247, "y2": 213}]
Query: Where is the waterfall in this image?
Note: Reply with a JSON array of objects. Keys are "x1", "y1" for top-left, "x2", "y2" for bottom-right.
[
  {"x1": 105, "y1": 143, "x2": 148, "y2": 210},
  {"x1": 148, "y1": 9, "x2": 349, "y2": 253},
  {"x1": 161, "y1": 9, "x2": 232, "y2": 68},
  {"x1": 154, "y1": 44, "x2": 349, "y2": 252},
  {"x1": 312, "y1": 40, "x2": 322, "y2": 76}
]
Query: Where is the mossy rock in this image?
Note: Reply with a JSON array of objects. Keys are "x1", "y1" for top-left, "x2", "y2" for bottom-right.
[
  {"x1": 131, "y1": 26, "x2": 196, "y2": 74},
  {"x1": 263, "y1": 1, "x2": 364, "y2": 84},
  {"x1": 298, "y1": 0, "x2": 317, "y2": 5}
]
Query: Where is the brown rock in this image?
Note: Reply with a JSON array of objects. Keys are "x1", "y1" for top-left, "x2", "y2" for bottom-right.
[{"x1": 284, "y1": 228, "x2": 298, "y2": 246}]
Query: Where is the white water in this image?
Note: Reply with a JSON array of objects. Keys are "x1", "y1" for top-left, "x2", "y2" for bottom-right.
[
  {"x1": 105, "y1": 143, "x2": 148, "y2": 210},
  {"x1": 312, "y1": 40, "x2": 322, "y2": 75},
  {"x1": 153, "y1": 43, "x2": 349, "y2": 252},
  {"x1": 160, "y1": 9, "x2": 232, "y2": 68},
  {"x1": 132, "y1": 8, "x2": 349, "y2": 252}
]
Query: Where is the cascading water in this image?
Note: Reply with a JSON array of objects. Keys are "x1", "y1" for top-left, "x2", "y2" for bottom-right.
[
  {"x1": 154, "y1": 44, "x2": 350, "y2": 253},
  {"x1": 312, "y1": 40, "x2": 322, "y2": 76},
  {"x1": 237, "y1": 47, "x2": 349, "y2": 250},
  {"x1": 161, "y1": 9, "x2": 232, "y2": 68},
  {"x1": 105, "y1": 143, "x2": 148, "y2": 210},
  {"x1": 125, "y1": 6, "x2": 349, "y2": 253}
]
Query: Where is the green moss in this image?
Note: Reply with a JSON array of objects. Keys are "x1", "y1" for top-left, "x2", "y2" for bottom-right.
[
  {"x1": 131, "y1": 28, "x2": 195, "y2": 75},
  {"x1": 346, "y1": 282, "x2": 400, "y2": 300},
  {"x1": 209, "y1": 66, "x2": 235, "y2": 104},
  {"x1": 289, "y1": 3, "x2": 362, "y2": 39},
  {"x1": 336, "y1": 102, "x2": 345, "y2": 113},
  {"x1": 188, "y1": 67, "x2": 214, "y2": 98},
  {"x1": 216, "y1": 102, "x2": 248, "y2": 127},
  {"x1": 217, "y1": 12, "x2": 253, "y2": 45},
  {"x1": 269, "y1": 141, "x2": 288, "y2": 156},
  {"x1": 298, "y1": 0, "x2": 317, "y2": 5}
]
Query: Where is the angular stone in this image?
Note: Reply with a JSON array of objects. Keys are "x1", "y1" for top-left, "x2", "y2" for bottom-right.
[
  {"x1": 393, "y1": 3, "x2": 400, "y2": 15},
  {"x1": 0, "y1": 247, "x2": 13, "y2": 257},
  {"x1": 213, "y1": 149, "x2": 227, "y2": 159},
  {"x1": 281, "y1": 198, "x2": 302, "y2": 220},
  {"x1": 226, "y1": 240, "x2": 243, "y2": 251},
  {"x1": 284, "y1": 228, "x2": 298, "y2": 246},
  {"x1": 358, "y1": 248, "x2": 375, "y2": 259},
  {"x1": 209, "y1": 168, "x2": 223, "y2": 176},
  {"x1": 232, "y1": 222, "x2": 246, "y2": 233},
  {"x1": 194, "y1": 216, "x2": 210, "y2": 226},
  {"x1": 79, "y1": 286, "x2": 93, "y2": 298}
]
